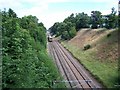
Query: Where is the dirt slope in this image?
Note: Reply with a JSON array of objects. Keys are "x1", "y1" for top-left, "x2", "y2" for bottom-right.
[{"x1": 68, "y1": 28, "x2": 118, "y2": 62}]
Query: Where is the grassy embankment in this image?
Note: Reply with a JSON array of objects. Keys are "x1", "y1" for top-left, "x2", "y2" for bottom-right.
[{"x1": 61, "y1": 28, "x2": 118, "y2": 88}]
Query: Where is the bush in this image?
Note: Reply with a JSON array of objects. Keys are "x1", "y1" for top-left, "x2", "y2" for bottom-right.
[
  {"x1": 70, "y1": 26, "x2": 76, "y2": 38},
  {"x1": 107, "y1": 33, "x2": 111, "y2": 37},
  {"x1": 61, "y1": 31, "x2": 69, "y2": 40},
  {"x1": 2, "y1": 9, "x2": 65, "y2": 88},
  {"x1": 83, "y1": 44, "x2": 91, "y2": 50}
]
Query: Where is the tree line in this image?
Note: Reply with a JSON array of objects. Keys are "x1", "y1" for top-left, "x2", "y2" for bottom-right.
[
  {"x1": 49, "y1": 7, "x2": 118, "y2": 40},
  {"x1": 2, "y1": 8, "x2": 64, "y2": 88}
]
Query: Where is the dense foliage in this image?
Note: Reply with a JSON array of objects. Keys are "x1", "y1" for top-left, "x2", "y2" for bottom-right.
[
  {"x1": 2, "y1": 8, "x2": 64, "y2": 88},
  {"x1": 50, "y1": 7, "x2": 118, "y2": 40}
]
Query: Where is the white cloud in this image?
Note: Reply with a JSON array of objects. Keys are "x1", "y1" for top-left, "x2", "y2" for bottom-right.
[
  {"x1": 0, "y1": 0, "x2": 118, "y2": 29},
  {"x1": 0, "y1": 0, "x2": 23, "y2": 10},
  {"x1": 0, "y1": 0, "x2": 71, "y2": 29},
  {"x1": 40, "y1": 11, "x2": 74, "y2": 29}
]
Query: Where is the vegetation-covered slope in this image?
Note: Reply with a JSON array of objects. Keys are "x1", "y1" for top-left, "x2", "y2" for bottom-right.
[
  {"x1": 2, "y1": 8, "x2": 64, "y2": 88},
  {"x1": 62, "y1": 28, "x2": 118, "y2": 87},
  {"x1": 69, "y1": 28, "x2": 118, "y2": 61}
]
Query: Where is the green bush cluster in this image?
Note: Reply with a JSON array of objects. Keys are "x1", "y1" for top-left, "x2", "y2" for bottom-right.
[
  {"x1": 83, "y1": 44, "x2": 91, "y2": 51},
  {"x1": 2, "y1": 8, "x2": 64, "y2": 88},
  {"x1": 107, "y1": 33, "x2": 111, "y2": 37},
  {"x1": 50, "y1": 22, "x2": 76, "y2": 40}
]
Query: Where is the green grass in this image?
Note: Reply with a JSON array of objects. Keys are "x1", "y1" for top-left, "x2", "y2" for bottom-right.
[{"x1": 61, "y1": 41, "x2": 118, "y2": 88}]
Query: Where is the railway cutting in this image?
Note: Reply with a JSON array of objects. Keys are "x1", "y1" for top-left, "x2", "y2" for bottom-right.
[{"x1": 48, "y1": 39, "x2": 103, "y2": 89}]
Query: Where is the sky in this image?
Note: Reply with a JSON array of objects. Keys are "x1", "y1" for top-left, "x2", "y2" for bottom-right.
[{"x1": 0, "y1": 0, "x2": 118, "y2": 29}]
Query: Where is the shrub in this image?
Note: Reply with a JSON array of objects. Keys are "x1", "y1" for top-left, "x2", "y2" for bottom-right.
[
  {"x1": 83, "y1": 44, "x2": 91, "y2": 50},
  {"x1": 107, "y1": 33, "x2": 111, "y2": 37},
  {"x1": 2, "y1": 9, "x2": 65, "y2": 88},
  {"x1": 70, "y1": 26, "x2": 76, "y2": 38},
  {"x1": 61, "y1": 31, "x2": 69, "y2": 40}
]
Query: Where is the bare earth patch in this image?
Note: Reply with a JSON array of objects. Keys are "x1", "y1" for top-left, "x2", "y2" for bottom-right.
[{"x1": 68, "y1": 28, "x2": 118, "y2": 62}]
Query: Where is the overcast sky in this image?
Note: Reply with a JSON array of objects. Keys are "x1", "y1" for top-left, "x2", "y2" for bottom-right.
[{"x1": 0, "y1": 0, "x2": 118, "y2": 29}]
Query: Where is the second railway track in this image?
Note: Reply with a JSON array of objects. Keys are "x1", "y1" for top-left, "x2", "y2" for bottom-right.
[{"x1": 48, "y1": 40, "x2": 103, "y2": 89}]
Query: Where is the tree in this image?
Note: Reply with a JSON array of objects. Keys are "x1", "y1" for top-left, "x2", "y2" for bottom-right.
[
  {"x1": 104, "y1": 7, "x2": 118, "y2": 29},
  {"x1": 64, "y1": 13, "x2": 76, "y2": 25},
  {"x1": 75, "y1": 12, "x2": 90, "y2": 30},
  {"x1": 50, "y1": 21, "x2": 76, "y2": 40},
  {"x1": 90, "y1": 11, "x2": 103, "y2": 29},
  {"x1": 50, "y1": 22, "x2": 61, "y2": 36},
  {"x1": 2, "y1": 8, "x2": 62, "y2": 88},
  {"x1": 8, "y1": 8, "x2": 17, "y2": 18}
]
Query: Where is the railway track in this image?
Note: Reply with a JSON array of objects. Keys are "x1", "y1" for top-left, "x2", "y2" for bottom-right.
[{"x1": 48, "y1": 40, "x2": 103, "y2": 89}]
